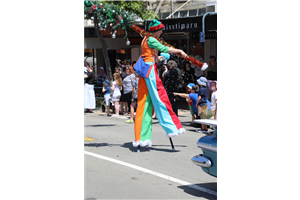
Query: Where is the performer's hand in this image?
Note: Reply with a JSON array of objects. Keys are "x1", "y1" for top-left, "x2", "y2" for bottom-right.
[
  {"x1": 180, "y1": 50, "x2": 188, "y2": 58},
  {"x1": 158, "y1": 56, "x2": 165, "y2": 62},
  {"x1": 173, "y1": 92, "x2": 177, "y2": 96}
]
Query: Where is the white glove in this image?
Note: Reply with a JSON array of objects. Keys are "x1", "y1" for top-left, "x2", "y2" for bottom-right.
[{"x1": 201, "y1": 63, "x2": 208, "y2": 71}]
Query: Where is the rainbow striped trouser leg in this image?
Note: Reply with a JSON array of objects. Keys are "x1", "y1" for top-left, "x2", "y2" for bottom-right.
[{"x1": 133, "y1": 64, "x2": 185, "y2": 147}]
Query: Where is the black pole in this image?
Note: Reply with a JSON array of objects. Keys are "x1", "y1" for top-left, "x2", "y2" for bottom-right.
[{"x1": 169, "y1": 138, "x2": 175, "y2": 151}]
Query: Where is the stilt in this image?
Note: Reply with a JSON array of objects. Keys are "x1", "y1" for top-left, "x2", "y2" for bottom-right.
[
  {"x1": 169, "y1": 138, "x2": 175, "y2": 151},
  {"x1": 137, "y1": 145, "x2": 140, "y2": 152}
]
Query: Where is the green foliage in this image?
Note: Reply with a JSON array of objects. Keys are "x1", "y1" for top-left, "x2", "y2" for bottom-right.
[
  {"x1": 84, "y1": 1, "x2": 158, "y2": 38},
  {"x1": 105, "y1": 0, "x2": 158, "y2": 20}
]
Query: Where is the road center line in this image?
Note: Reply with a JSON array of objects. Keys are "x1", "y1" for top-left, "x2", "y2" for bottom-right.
[{"x1": 84, "y1": 151, "x2": 217, "y2": 196}]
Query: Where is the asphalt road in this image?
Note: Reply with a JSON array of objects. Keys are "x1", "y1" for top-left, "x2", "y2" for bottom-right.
[{"x1": 84, "y1": 109, "x2": 217, "y2": 200}]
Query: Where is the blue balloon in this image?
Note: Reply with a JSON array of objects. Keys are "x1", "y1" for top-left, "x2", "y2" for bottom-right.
[{"x1": 160, "y1": 53, "x2": 170, "y2": 61}]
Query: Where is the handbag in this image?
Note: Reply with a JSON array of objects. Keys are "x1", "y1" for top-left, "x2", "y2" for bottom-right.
[{"x1": 133, "y1": 56, "x2": 152, "y2": 78}]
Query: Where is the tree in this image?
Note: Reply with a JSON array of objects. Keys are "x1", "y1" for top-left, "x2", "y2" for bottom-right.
[{"x1": 84, "y1": 1, "x2": 158, "y2": 82}]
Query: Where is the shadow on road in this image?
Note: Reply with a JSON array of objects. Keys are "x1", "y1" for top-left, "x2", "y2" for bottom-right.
[
  {"x1": 84, "y1": 142, "x2": 187, "y2": 153},
  {"x1": 84, "y1": 143, "x2": 109, "y2": 147},
  {"x1": 177, "y1": 182, "x2": 217, "y2": 199},
  {"x1": 84, "y1": 124, "x2": 117, "y2": 127}
]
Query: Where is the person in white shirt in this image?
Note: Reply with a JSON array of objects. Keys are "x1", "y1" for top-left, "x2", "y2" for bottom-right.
[
  {"x1": 111, "y1": 73, "x2": 123, "y2": 117},
  {"x1": 208, "y1": 80, "x2": 217, "y2": 119}
]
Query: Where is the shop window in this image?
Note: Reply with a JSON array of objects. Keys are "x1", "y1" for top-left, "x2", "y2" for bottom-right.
[
  {"x1": 162, "y1": 12, "x2": 170, "y2": 19},
  {"x1": 180, "y1": 10, "x2": 188, "y2": 18},
  {"x1": 198, "y1": 8, "x2": 206, "y2": 16},
  {"x1": 173, "y1": 11, "x2": 179, "y2": 18},
  {"x1": 189, "y1": 9, "x2": 197, "y2": 16}
]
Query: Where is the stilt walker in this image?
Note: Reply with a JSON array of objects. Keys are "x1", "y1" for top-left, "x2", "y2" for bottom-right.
[{"x1": 132, "y1": 20, "x2": 192, "y2": 151}]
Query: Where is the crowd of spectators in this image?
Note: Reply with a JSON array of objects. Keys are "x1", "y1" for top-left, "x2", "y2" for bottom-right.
[{"x1": 84, "y1": 56, "x2": 217, "y2": 128}]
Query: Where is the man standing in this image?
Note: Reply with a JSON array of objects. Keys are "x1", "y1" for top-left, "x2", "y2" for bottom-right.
[
  {"x1": 206, "y1": 55, "x2": 217, "y2": 80},
  {"x1": 162, "y1": 60, "x2": 179, "y2": 116}
]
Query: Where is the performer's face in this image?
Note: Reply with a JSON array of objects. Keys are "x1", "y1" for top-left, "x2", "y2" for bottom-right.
[{"x1": 154, "y1": 30, "x2": 162, "y2": 37}]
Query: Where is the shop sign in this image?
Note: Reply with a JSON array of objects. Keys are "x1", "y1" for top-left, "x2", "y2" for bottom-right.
[
  {"x1": 145, "y1": 15, "x2": 217, "y2": 33},
  {"x1": 163, "y1": 22, "x2": 199, "y2": 32},
  {"x1": 146, "y1": 16, "x2": 202, "y2": 33}
]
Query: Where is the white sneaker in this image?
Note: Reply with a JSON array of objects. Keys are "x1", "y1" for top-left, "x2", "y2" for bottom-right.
[
  {"x1": 196, "y1": 129, "x2": 203, "y2": 133},
  {"x1": 197, "y1": 128, "x2": 208, "y2": 133},
  {"x1": 201, "y1": 63, "x2": 208, "y2": 71}
]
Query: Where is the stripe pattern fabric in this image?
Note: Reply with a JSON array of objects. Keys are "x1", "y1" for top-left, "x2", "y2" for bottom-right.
[{"x1": 133, "y1": 63, "x2": 185, "y2": 147}]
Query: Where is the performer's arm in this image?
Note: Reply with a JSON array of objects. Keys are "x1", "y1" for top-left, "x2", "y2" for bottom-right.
[
  {"x1": 148, "y1": 37, "x2": 188, "y2": 58},
  {"x1": 173, "y1": 92, "x2": 189, "y2": 99},
  {"x1": 168, "y1": 48, "x2": 187, "y2": 58},
  {"x1": 148, "y1": 37, "x2": 169, "y2": 53}
]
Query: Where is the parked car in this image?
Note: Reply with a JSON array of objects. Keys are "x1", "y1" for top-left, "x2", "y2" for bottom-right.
[{"x1": 192, "y1": 119, "x2": 217, "y2": 177}]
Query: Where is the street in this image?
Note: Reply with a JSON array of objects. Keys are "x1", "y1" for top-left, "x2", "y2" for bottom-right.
[{"x1": 84, "y1": 109, "x2": 217, "y2": 200}]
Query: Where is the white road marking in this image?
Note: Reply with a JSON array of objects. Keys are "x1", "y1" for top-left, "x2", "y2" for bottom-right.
[{"x1": 84, "y1": 151, "x2": 217, "y2": 196}]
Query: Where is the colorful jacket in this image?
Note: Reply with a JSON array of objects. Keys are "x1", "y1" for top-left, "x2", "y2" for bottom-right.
[{"x1": 134, "y1": 36, "x2": 169, "y2": 78}]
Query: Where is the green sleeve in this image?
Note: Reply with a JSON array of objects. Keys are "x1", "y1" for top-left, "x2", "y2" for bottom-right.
[{"x1": 147, "y1": 37, "x2": 169, "y2": 53}]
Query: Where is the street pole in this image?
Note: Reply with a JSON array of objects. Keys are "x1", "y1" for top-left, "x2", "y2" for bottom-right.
[{"x1": 201, "y1": 12, "x2": 217, "y2": 42}]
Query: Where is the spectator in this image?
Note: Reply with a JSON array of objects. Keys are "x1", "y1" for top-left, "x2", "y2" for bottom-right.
[
  {"x1": 114, "y1": 66, "x2": 121, "y2": 74},
  {"x1": 116, "y1": 59, "x2": 121, "y2": 65},
  {"x1": 102, "y1": 79, "x2": 111, "y2": 116},
  {"x1": 196, "y1": 77, "x2": 208, "y2": 133},
  {"x1": 208, "y1": 80, "x2": 217, "y2": 119},
  {"x1": 173, "y1": 85, "x2": 200, "y2": 124},
  {"x1": 83, "y1": 66, "x2": 87, "y2": 84},
  {"x1": 121, "y1": 60, "x2": 130, "y2": 72},
  {"x1": 96, "y1": 66, "x2": 107, "y2": 85},
  {"x1": 84, "y1": 65, "x2": 96, "y2": 113},
  {"x1": 181, "y1": 62, "x2": 195, "y2": 90},
  {"x1": 193, "y1": 57, "x2": 205, "y2": 81},
  {"x1": 206, "y1": 55, "x2": 217, "y2": 81},
  {"x1": 111, "y1": 73, "x2": 123, "y2": 117},
  {"x1": 162, "y1": 60, "x2": 179, "y2": 116},
  {"x1": 186, "y1": 83, "x2": 196, "y2": 126},
  {"x1": 119, "y1": 66, "x2": 128, "y2": 114},
  {"x1": 125, "y1": 72, "x2": 139, "y2": 123},
  {"x1": 121, "y1": 66, "x2": 135, "y2": 115}
]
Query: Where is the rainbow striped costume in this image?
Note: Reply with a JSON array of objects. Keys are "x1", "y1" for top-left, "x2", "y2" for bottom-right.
[{"x1": 132, "y1": 35, "x2": 186, "y2": 147}]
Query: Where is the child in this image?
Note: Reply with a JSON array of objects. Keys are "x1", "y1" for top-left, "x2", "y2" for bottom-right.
[
  {"x1": 102, "y1": 79, "x2": 111, "y2": 116},
  {"x1": 208, "y1": 80, "x2": 217, "y2": 119},
  {"x1": 111, "y1": 73, "x2": 123, "y2": 117},
  {"x1": 186, "y1": 83, "x2": 196, "y2": 126},
  {"x1": 173, "y1": 85, "x2": 200, "y2": 124},
  {"x1": 125, "y1": 72, "x2": 139, "y2": 123},
  {"x1": 196, "y1": 77, "x2": 208, "y2": 133}
]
